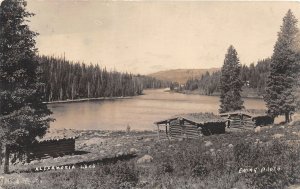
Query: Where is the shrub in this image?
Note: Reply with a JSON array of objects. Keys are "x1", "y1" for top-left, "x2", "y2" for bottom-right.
[{"x1": 192, "y1": 163, "x2": 208, "y2": 178}]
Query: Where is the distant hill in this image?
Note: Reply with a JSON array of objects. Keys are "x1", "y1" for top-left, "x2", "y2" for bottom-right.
[{"x1": 148, "y1": 68, "x2": 220, "y2": 84}]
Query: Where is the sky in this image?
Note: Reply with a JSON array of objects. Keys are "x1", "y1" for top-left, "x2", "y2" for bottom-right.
[{"x1": 23, "y1": 1, "x2": 300, "y2": 75}]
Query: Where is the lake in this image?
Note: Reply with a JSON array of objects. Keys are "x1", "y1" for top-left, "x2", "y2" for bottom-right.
[{"x1": 48, "y1": 89, "x2": 266, "y2": 131}]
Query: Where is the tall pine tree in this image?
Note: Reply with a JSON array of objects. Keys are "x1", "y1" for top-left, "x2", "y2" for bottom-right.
[
  {"x1": 0, "y1": 0, "x2": 53, "y2": 151},
  {"x1": 294, "y1": 28, "x2": 300, "y2": 111},
  {"x1": 264, "y1": 10, "x2": 299, "y2": 123},
  {"x1": 219, "y1": 45, "x2": 244, "y2": 113}
]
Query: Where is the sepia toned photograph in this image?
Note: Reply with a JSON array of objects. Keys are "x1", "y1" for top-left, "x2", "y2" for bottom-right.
[{"x1": 0, "y1": 0, "x2": 300, "y2": 188}]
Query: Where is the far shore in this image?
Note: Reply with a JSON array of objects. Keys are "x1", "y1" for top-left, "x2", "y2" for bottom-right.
[
  {"x1": 171, "y1": 89, "x2": 264, "y2": 99},
  {"x1": 43, "y1": 96, "x2": 134, "y2": 104},
  {"x1": 42, "y1": 89, "x2": 263, "y2": 105}
]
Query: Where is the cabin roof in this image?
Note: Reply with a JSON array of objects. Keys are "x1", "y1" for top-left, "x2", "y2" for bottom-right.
[
  {"x1": 35, "y1": 129, "x2": 78, "y2": 143},
  {"x1": 219, "y1": 109, "x2": 268, "y2": 117},
  {"x1": 155, "y1": 112, "x2": 227, "y2": 125}
]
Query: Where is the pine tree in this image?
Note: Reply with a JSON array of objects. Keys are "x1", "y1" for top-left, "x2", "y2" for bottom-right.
[
  {"x1": 0, "y1": 0, "x2": 53, "y2": 151},
  {"x1": 219, "y1": 45, "x2": 244, "y2": 113},
  {"x1": 294, "y1": 30, "x2": 300, "y2": 111},
  {"x1": 264, "y1": 10, "x2": 299, "y2": 123}
]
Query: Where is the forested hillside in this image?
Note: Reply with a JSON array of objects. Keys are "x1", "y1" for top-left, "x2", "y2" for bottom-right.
[
  {"x1": 183, "y1": 58, "x2": 271, "y2": 96},
  {"x1": 38, "y1": 55, "x2": 169, "y2": 102},
  {"x1": 148, "y1": 68, "x2": 219, "y2": 84}
]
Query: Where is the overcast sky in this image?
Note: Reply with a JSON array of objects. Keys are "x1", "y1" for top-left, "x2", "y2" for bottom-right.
[{"x1": 25, "y1": 1, "x2": 300, "y2": 75}]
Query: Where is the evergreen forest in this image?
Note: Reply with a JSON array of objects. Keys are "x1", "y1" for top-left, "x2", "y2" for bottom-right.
[
  {"x1": 39, "y1": 55, "x2": 170, "y2": 102},
  {"x1": 184, "y1": 58, "x2": 271, "y2": 96}
]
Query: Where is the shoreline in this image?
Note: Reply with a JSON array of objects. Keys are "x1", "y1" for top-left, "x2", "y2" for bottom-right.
[
  {"x1": 43, "y1": 89, "x2": 263, "y2": 105},
  {"x1": 43, "y1": 96, "x2": 133, "y2": 104},
  {"x1": 172, "y1": 90, "x2": 264, "y2": 99}
]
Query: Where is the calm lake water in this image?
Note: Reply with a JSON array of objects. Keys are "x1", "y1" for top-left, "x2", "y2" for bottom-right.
[{"x1": 48, "y1": 89, "x2": 266, "y2": 131}]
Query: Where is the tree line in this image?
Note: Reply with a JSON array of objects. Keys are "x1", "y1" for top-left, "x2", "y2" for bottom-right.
[
  {"x1": 184, "y1": 58, "x2": 271, "y2": 96},
  {"x1": 39, "y1": 55, "x2": 170, "y2": 102}
]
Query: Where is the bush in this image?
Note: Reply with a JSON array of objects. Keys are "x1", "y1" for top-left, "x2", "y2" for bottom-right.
[{"x1": 192, "y1": 163, "x2": 208, "y2": 178}]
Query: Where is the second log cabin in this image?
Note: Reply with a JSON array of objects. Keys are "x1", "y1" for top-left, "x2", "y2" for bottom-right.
[{"x1": 219, "y1": 109, "x2": 274, "y2": 129}]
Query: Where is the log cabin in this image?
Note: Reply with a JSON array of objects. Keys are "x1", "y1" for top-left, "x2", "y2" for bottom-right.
[
  {"x1": 2, "y1": 131, "x2": 78, "y2": 173},
  {"x1": 154, "y1": 113, "x2": 227, "y2": 139},
  {"x1": 26, "y1": 137, "x2": 77, "y2": 162},
  {"x1": 219, "y1": 109, "x2": 274, "y2": 129},
  {"x1": 25, "y1": 130, "x2": 78, "y2": 162}
]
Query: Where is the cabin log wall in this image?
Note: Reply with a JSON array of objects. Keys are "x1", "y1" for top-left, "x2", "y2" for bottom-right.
[
  {"x1": 184, "y1": 124, "x2": 201, "y2": 139},
  {"x1": 169, "y1": 120, "x2": 226, "y2": 138},
  {"x1": 169, "y1": 124, "x2": 183, "y2": 138}
]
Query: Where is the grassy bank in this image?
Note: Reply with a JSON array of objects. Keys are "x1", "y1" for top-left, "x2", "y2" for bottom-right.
[{"x1": 1, "y1": 122, "x2": 300, "y2": 189}]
